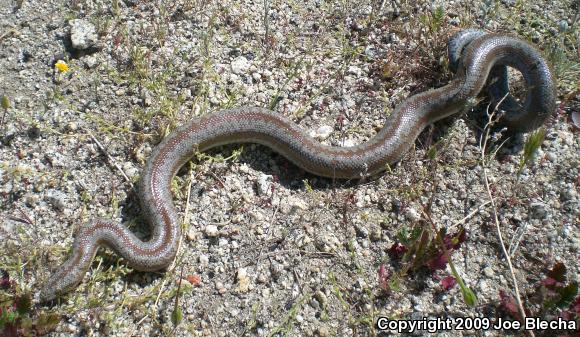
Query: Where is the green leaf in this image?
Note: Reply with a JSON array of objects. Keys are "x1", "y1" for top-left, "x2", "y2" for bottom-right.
[
  {"x1": 388, "y1": 274, "x2": 402, "y2": 292},
  {"x1": 409, "y1": 225, "x2": 423, "y2": 241},
  {"x1": 396, "y1": 227, "x2": 409, "y2": 244},
  {"x1": 15, "y1": 294, "x2": 31, "y2": 315},
  {"x1": 414, "y1": 229, "x2": 431, "y2": 263},
  {"x1": 171, "y1": 307, "x2": 183, "y2": 326},
  {"x1": 519, "y1": 128, "x2": 546, "y2": 171},
  {"x1": 556, "y1": 282, "x2": 578, "y2": 307},
  {"x1": 427, "y1": 146, "x2": 437, "y2": 160},
  {"x1": 0, "y1": 308, "x2": 18, "y2": 327},
  {"x1": 460, "y1": 284, "x2": 478, "y2": 306},
  {"x1": 0, "y1": 95, "x2": 9, "y2": 110}
]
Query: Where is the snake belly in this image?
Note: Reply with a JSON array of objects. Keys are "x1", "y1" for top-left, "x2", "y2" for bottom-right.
[{"x1": 39, "y1": 30, "x2": 556, "y2": 302}]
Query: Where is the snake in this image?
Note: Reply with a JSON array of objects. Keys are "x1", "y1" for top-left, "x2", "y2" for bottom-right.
[{"x1": 39, "y1": 29, "x2": 556, "y2": 302}]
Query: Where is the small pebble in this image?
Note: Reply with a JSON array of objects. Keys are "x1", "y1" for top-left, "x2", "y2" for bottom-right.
[{"x1": 205, "y1": 224, "x2": 219, "y2": 237}]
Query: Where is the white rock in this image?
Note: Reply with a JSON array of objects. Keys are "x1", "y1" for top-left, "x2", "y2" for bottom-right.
[
  {"x1": 289, "y1": 196, "x2": 308, "y2": 211},
  {"x1": 198, "y1": 254, "x2": 209, "y2": 267},
  {"x1": 236, "y1": 267, "x2": 250, "y2": 293},
  {"x1": 83, "y1": 55, "x2": 97, "y2": 68},
  {"x1": 347, "y1": 65, "x2": 362, "y2": 76},
  {"x1": 46, "y1": 189, "x2": 67, "y2": 211},
  {"x1": 256, "y1": 173, "x2": 273, "y2": 196},
  {"x1": 185, "y1": 226, "x2": 198, "y2": 241},
  {"x1": 483, "y1": 267, "x2": 495, "y2": 278},
  {"x1": 204, "y1": 224, "x2": 219, "y2": 237},
  {"x1": 122, "y1": 162, "x2": 139, "y2": 180},
  {"x1": 405, "y1": 208, "x2": 421, "y2": 222},
  {"x1": 261, "y1": 69, "x2": 272, "y2": 78},
  {"x1": 280, "y1": 196, "x2": 308, "y2": 214},
  {"x1": 310, "y1": 125, "x2": 333, "y2": 139},
  {"x1": 231, "y1": 56, "x2": 250, "y2": 75},
  {"x1": 341, "y1": 138, "x2": 356, "y2": 147},
  {"x1": 238, "y1": 163, "x2": 250, "y2": 173},
  {"x1": 69, "y1": 19, "x2": 98, "y2": 50}
]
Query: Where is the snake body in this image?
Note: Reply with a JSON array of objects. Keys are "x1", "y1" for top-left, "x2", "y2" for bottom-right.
[{"x1": 39, "y1": 30, "x2": 556, "y2": 302}]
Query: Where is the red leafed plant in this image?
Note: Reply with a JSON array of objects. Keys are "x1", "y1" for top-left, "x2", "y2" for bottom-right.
[
  {"x1": 0, "y1": 270, "x2": 60, "y2": 337},
  {"x1": 441, "y1": 276, "x2": 457, "y2": 291},
  {"x1": 381, "y1": 225, "x2": 475, "y2": 305},
  {"x1": 388, "y1": 225, "x2": 466, "y2": 273},
  {"x1": 498, "y1": 262, "x2": 579, "y2": 337}
]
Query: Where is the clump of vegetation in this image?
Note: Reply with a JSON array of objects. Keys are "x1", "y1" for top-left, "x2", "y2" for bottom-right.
[
  {"x1": 1, "y1": 94, "x2": 9, "y2": 131},
  {"x1": 518, "y1": 127, "x2": 546, "y2": 176},
  {"x1": 388, "y1": 225, "x2": 466, "y2": 273},
  {"x1": 0, "y1": 270, "x2": 60, "y2": 337},
  {"x1": 418, "y1": 6, "x2": 445, "y2": 37},
  {"x1": 497, "y1": 262, "x2": 579, "y2": 336},
  {"x1": 378, "y1": 223, "x2": 477, "y2": 306}
]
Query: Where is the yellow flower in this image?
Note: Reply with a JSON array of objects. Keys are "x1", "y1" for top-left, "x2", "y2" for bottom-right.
[{"x1": 55, "y1": 60, "x2": 69, "y2": 72}]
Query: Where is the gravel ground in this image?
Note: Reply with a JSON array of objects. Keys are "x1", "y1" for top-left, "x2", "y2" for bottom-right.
[{"x1": 0, "y1": 0, "x2": 578, "y2": 336}]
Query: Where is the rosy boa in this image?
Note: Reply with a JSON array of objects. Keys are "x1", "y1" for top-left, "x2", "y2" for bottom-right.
[{"x1": 39, "y1": 29, "x2": 556, "y2": 302}]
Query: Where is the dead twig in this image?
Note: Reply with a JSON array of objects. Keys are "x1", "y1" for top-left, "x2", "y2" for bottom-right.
[
  {"x1": 448, "y1": 201, "x2": 491, "y2": 231},
  {"x1": 88, "y1": 132, "x2": 133, "y2": 186},
  {"x1": 479, "y1": 94, "x2": 534, "y2": 337}
]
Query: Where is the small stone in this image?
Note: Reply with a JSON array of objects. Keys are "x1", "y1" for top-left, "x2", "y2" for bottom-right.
[
  {"x1": 571, "y1": 110, "x2": 580, "y2": 129},
  {"x1": 316, "y1": 326, "x2": 330, "y2": 337},
  {"x1": 405, "y1": 208, "x2": 421, "y2": 222},
  {"x1": 257, "y1": 272, "x2": 268, "y2": 284},
  {"x1": 198, "y1": 254, "x2": 209, "y2": 267},
  {"x1": 215, "y1": 282, "x2": 227, "y2": 294},
  {"x1": 289, "y1": 197, "x2": 308, "y2": 210},
  {"x1": 205, "y1": 224, "x2": 219, "y2": 237},
  {"x1": 369, "y1": 226, "x2": 382, "y2": 242},
  {"x1": 186, "y1": 227, "x2": 198, "y2": 241},
  {"x1": 280, "y1": 196, "x2": 308, "y2": 214},
  {"x1": 558, "y1": 20, "x2": 569, "y2": 32},
  {"x1": 231, "y1": 56, "x2": 250, "y2": 75},
  {"x1": 239, "y1": 164, "x2": 250, "y2": 173},
  {"x1": 83, "y1": 55, "x2": 97, "y2": 68},
  {"x1": 261, "y1": 69, "x2": 272, "y2": 78},
  {"x1": 46, "y1": 189, "x2": 67, "y2": 211},
  {"x1": 347, "y1": 65, "x2": 362, "y2": 76},
  {"x1": 483, "y1": 267, "x2": 495, "y2": 278},
  {"x1": 315, "y1": 290, "x2": 328, "y2": 308},
  {"x1": 364, "y1": 45, "x2": 377, "y2": 58},
  {"x1": 122, "y1": 162, "x2": 139, "y2": 180},
  {"x1": 310, "y1": 125, "x2": 333, "y2": 139},
  {"x1": 65, "y1": 122, "x2": 78, "y2": 132},
  {"x1": 309, "y1": 298, "x2": 320, "y2": 310},
  {"x1": 500, "y1": 0, "x2": 515, "y2": 6},
  {"x1": 236, "y1": 267, "x2": 250, "y2": 293},
  {"x1": 560, "y1": 188, "x2": 577, "y2": 201},
  {"x1": 341, "y1": 138, "x2": 356, "y2": 147},
  {"x1": 270, "y1": 262, "x2": 284, "y2": 280},
  {"x1": 69, "y1": 19, "x2": 98, "y2": 50},
  {"x1": 141, "y1": 88, "x2": 153, "y2": 107},
  {"x1": 388, "y1": 32, "x2": 400, "y2": 44},
  {"x1": 355, "y1": 225, "x2": 368, "y2": 238},
  {"x1": 256, "y1": 174, "x2": 273, "y2": 196},
  {"x1": 529, "y1": 202, "x2": 548, "y2": 219}
]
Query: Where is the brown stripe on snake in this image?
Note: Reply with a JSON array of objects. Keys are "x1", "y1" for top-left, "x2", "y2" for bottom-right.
[{"x1": 39, "y1": 30, "x2": 556, "y2": 302}]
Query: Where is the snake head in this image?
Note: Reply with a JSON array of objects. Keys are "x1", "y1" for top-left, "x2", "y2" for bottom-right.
[{"x1": 447, "y1": 29, "x2": 486, "y2": 73}]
